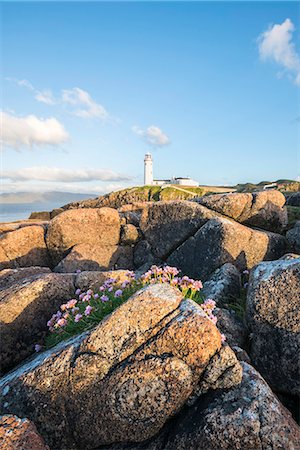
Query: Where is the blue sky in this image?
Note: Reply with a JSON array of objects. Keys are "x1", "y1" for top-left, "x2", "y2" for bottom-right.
[{"x1": 1, "y1": 1, "x2": 300, "y2": 194}]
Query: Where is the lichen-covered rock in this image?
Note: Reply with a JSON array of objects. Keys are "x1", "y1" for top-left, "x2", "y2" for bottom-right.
[
  {"x1": 140, "y1": 201, "x2": 220, "y2": 259},
  {"x1": 197, "y1": 190, "x2": 288, "y2": 232},
  {"x1": 133, "y1": 239, "x2": 159, "y2": 270},
  {"x1": 167, "y1": 217, "x2": 286, "y2": 280},
  {"x1": 120, "y1": 224, "x2": 140, "y2": 244},
  {"x1": 191, "y1": 345, "x2": 242, "y2": 399},
  {"x1": 286, "y1": 221, "x2": 300, "y2": 253},
  {"x1": 0, "y1": 285, "x2": 231, "y2": 449},
  {"x1": 0, "y1": 226, "x2": 50, "y2": 270},
  {"x1": 99, "y1": 362, "x2": 300, "y2": 450},
  {"x1": 201, "y1": 263, "x2": 241, "y2": 305},
  {"x1": 46, "y1": 207, "x2": 120, "y2": 265},
  {"x1": 215, "y1": 308, "x2": 246, "y2": 348},
  {"x1": 54, "y1": 243, "x2": 133, "y2": 272},
  {"x1": 286, "y1": 192, "x2": 300, "y2": 206},
  {"x1": 0, "y1": 267, "x2": 51, "y2": 290},
  {"x1": 74, "y1": 269, "x2": 130, "y2": 292},
  {"x1": 0, "y1": 415, "x2": 49, "y2": 450},
  {"x1": 0, "y1": 272, "x2": 75, "y2": 374},
  {"x1": 246, "y1": 258, "x2": 300, "y2": 396}
]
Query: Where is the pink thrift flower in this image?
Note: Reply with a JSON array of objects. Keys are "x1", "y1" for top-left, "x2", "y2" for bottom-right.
[
  {"x1": 75, "y1": 288, "x2": 81, "y2": 295},
  {"x1": 114, "y1": 289, "x2": 123, "y2": 298},
  {"x1": 34, "y1": 344, "x2": 42, "y2": 352},
  {"x1": 101, "y1": 295, "x2": 109, "y2": 302},
  {"x1": 94, "y1": 293, "x2": 99, "y2": 299},
  {"x1": 74, "y1": 314, "x2": 83, "y2": 323},
  {"x1": 84, "y1": 305, "x2": 93, "y2": 316},
  {"x1": 221, "y1": 334, "x2": 226, "y2": 343},
  {"x1": 57, "y1": 318, "x2": 67, "y2": 327}
]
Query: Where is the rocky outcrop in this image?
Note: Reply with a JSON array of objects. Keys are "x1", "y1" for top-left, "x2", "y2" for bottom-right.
[
  {"x1": 54, "y1": 243, "x2": 133, "y2": 272},
  {"x1": 286, "y1": 221, "x2": 300, "y2": 253},
  {"x1": 201, "y1": 263, "x2": 241, "y2": 305},
  {"x1": 46, "y1": 207, "x2": 120, "y2": 265},
  {"x1": 0, "y1": 285, "x2": 240, "y2": 449},
  {"x1": 140, "y1": 201, "x2": 220, "y2": 260},
  {"x1": 0, "y1": 267, "x2": 51, "y2": 290},
  {"x1": 120, "y1": 224, "x2": 140, "y2": 244},
  {"x1": 286, "y1": 191, "x2": 300, "y2": 206},
  {"x1": 0, "y1": 415, "x2": 49, "y2": 450},
  {"x1": 0, "y1": 226, "x2": 50, "y2": 270},
  {"x1": 100, "y1": 362, "x2": 300, "y2": 450},
  {"x1": 167, "y1": 217, "x2": 286, "y2": 280},
  {"x1": 196, "y1": 190, "x2": 288, "y2": 232},
  {"x1": 215, "y1": 308, "x2": 246, "y2": 348},
  {"x1": 0, "y1": 271, "x2": 75, "y2": 374},
  {"x1": 246, "y1": 258, "x2": 300, "y2": 396}
]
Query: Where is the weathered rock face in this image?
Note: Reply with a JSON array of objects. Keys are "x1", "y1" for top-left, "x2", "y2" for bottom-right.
[
  {"x1": 215, "y1": 308, "x2": 246, "y2": 349},
  {"x1": 246, "y1": 258, "x2": 300, "y2": 396},
  {"x1": 0, "y1": 226, "x2": 50, "y2": 270},
  {"x1": 196, "y1": 190, "x2": 288, "y2": 232},
  {"x1": 0, "y1": 267, "x2": 51, "y2": 290},
  {"x1": 201, "y1": 263, "x2": 241, "y2": 305},
  {"x1": 0, "y1": 415, "x2": 49, "y2": 450},
  {"x1": 140, "y1": 201, "x2": 220, "y2": 260},
  {"x1": 286, "y1": 221, "x2": 300, "y2": 253},
  {"x1": 148, "y1": 362, "x2": 300, "y2": 450},
  {"x1": 286, "y1": 191, "x2": 300, "y2": 206},
  {"x1": 74, "y1": 269, "x2": 130, "y2": 292},
  {"x1": 167, "y1": 217, "x2": 286, "y2": 281},
  {"x1": 0, "y1": 285, "x2": 236, "y2": 450},
  {"x1": 120, "y1": 224, "x2": 140, "y2": 244},
  {"x1": 0, "y1": 272, "x2": 75, "y2": 374},
  {"x1": 46, "y1": 208, "x2": 121, "y2": 265},
  {"x1": 101, "y1": 362, "x2": 300, "y2": 450},
  {"x1": 54, "y1": 243, "x2": 133, "y2": 272}
]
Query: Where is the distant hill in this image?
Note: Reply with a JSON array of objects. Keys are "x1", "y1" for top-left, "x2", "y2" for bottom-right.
[{"x1": 0, "y1": 191, "x2": 97, "y2": 205}]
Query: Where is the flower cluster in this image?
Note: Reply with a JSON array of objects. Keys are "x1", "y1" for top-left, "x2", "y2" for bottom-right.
[{"x1": 41, "y1": 265, "x2": 221, "y2": 350}]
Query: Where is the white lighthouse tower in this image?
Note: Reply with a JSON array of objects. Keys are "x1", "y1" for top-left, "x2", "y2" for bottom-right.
[{"x1": 144, "y1": 153, "x2": 153, "y2": 185}]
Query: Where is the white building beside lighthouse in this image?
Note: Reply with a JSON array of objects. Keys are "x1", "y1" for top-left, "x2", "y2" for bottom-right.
[
  {"x1": 144, "y1": 153, "x2": 153, "y2": 185},
  {"x1": 143, "y1": 153, "x2": 199, "y2": 187}
]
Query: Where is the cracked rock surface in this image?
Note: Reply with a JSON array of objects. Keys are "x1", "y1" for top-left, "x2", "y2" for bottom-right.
[
  {"x1": 246, "y1": 258, "x2": 300, "y2": 396},
  {"x1": 0, "y1": 284, "x2": 236, "y2": 450},
  {"x1": 106, "y1": 362, "x2": 300, "y2": 450}
]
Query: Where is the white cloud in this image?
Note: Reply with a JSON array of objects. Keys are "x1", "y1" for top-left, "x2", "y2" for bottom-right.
[
  {"x1": 7, "y1": 78, "x2": 56, "y2": 105},
  {"x1": 258, "y1": 18, "x2": 300, "y2": 85},
  {"x1": 1, "y1": 111, "x2": 69, "y2": 150},
  {"x1": 34, "y1": 90, "x2": 55, "y2": 105},
  {"x1": 62, "y1": 87, "x2": 109, "y2": 119},
  {"x1": 2, "y1": 166, "x2": 132, "y2": 182},
  {"x1": 132, "y1": 125, "x2": 170, "y2": 147}
]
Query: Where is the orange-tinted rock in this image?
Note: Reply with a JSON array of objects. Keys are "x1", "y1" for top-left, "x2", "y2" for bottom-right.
[
  {"x1": 197, "y1": 190, "x2": 288, "y2": 232},
  {"x1": 0, "y1": 226, "x2": 50, "y2": 270},
  {"x1": 0, "y1": 415, "x2": 49, "y2": 450},
  {"x1": 46, "y1": 207, "x2": 121, "y2": 264},
  {"x1": 0, "y1": 285, "x2": 235, "y2": 449},
  {"x1": 0, "y1": 272, "x2": 75, "y2": 374},
  {"x1": 54, "y1": 243, "x2": 133, "y2": 272}
]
